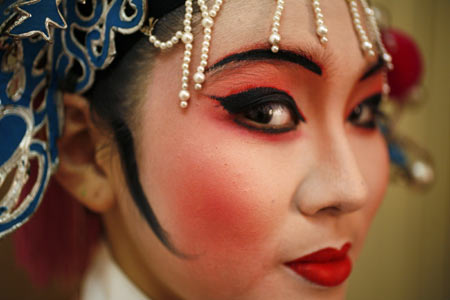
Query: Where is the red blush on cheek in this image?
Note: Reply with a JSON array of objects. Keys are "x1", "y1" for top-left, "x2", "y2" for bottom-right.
[{"x1": 166, "y1": 153, "x2": 273, "y2": 256}]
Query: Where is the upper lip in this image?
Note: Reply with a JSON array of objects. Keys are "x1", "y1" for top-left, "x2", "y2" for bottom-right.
[{"x1": 286, "y1": 243, "x2": 352, "y2": 264}]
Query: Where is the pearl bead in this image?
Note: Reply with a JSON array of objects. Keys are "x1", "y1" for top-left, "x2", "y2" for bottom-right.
[
  {"x1": 160, "y1": 42, "x2": 167, "y2": 50},
  {"x1": 316, "y1": 25, "x2": 328, "y2": 36},
  {"x1": 320, "y1": 36, "x2": 328, "y2": 44},
  {"x1": 209, "y1": 10, "x2": 217, "y2": 17},
  {"x1": 182, "y1": 32, "x2": 193, "y2": 44},
  {"x1": 182, "y1": 83, "x2": 189, "y2": 90},
  {"x1": 194, "y1": 72, "x2": 206, "y2": 84},
  {"x1": 176, "y1": 31, "x2": 183, "y2": 39},
  {"x1": 202, "y1": 16, "x2": 214, "y2": 28},
  {"x1": 194, "y1": 83, "x2": 202, "y2": 90},
  {"x1": 186, "y1": 44, "x2": 193, "y2": 51},
  {"x1": 179, "y1": 90, "x2": 190, "y2": 101},
  {"x1": 180, "y1": 100, "x2": 189, "y2": 109},
  {"x1": 269, "y1": 33, "x2": 281, "y2": 45},
  {"x1": 197, "y1": 66, "x2": 205, "y2": 73},
  {"x1": 154, "y1": 40, "x2": 161, "y2": 48},
  {"x1": 200, "y1": 60, "x2": 208, "y2": 67},
  {"x1": 201, "y1": 53, "x2": 208, "y2": 61},
  {"x1": 271, "y1": 45, "x2": 279, "y2": 53},
  {"x1": 362, "y1": 41, "x2": 373, "y2": 50},
  {"x1": 171, "y1": 36, "x2": 179, "y2": 44},
  {"x1": 149, "y1": 35, "x2": 156, "y2": 43},
  {"x1": 183, "y1": 56, "x2": 191, "y2": 63},
  {"x1": 383, "y1": 53, "x2": 392, "y2": 62},
  {"x1": 182, "y1": 63, "x2": 189, "y2": 70},
  {"x1": 184, "y1": 50, "x2": 191, "y2": 57}
]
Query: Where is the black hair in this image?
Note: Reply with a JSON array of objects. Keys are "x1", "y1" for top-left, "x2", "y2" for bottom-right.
[{"x1": 63, "y1": 5, "x2": 193, "y2": 256}]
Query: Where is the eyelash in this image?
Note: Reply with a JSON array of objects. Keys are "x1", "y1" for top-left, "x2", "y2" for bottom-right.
[
  {"x1": 347, "y1": 93, "x2": 384, "y2": 129},
  {"x1": 211, "y1": 87, "x2": 304, "y2": 134},
  {"x1": 212, "y1": 88, "x2": 384, "y2": 134}
]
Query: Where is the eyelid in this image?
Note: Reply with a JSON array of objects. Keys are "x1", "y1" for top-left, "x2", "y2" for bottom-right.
[
  {"x1": 347, "y1": 92, "x2": 383, "y2": 118},
  {"x1": 210, "y1": 87, "x2": 305, "y2": 123}
]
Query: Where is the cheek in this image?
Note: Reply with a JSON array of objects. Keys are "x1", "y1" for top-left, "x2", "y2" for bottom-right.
[
  {"x1": 169, "y1": 154, "x2": 271, "y2": 254},
  {"x1": 140, "y1": 125, "x2": 286, "y2": 294},
  {"x1": 139, "y1": 103, "x2": 285, "y2": 263}
]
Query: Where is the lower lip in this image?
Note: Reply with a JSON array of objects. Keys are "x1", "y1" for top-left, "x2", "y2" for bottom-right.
[{"x1": 286, "y1": 245, "x2": 352, "y2": 287}]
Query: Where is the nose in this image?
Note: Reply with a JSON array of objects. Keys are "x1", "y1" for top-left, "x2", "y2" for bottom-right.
[{"x1": 295, "y1": 130, "x2": 369, "y2": 217}]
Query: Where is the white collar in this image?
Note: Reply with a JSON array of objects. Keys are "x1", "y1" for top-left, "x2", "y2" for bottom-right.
[{"x1": 80, "y1": 242, "x2": 150, "y2": 300}]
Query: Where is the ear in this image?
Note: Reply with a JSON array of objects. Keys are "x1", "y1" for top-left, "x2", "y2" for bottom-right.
[{"x1": 55, "y1": 93, "x2": 115, "y2": 213}]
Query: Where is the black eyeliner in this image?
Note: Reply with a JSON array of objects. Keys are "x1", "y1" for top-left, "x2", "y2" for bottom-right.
[
  {"x1": 210, "y1": 87, "x2": 304, "y2": 124},
  {"x1": 349, "y1": 93, "x2": 385, "y2": 129}
]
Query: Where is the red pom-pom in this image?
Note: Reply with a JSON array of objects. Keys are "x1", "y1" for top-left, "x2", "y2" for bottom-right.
[{"x1": 382, "y1": 28, "x2": 424, "y2": 102}]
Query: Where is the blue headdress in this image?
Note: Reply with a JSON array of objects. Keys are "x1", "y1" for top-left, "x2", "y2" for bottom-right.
[{"x1": 0, "y1": 0, "x2": 184, "y2": 237}]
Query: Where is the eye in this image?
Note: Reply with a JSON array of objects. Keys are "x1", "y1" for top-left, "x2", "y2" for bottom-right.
[
  {"x1": 235, "y1": 102, "x2": 297, "y2": 132},
  {"x1": 211, "y1": 87, "x2": 304, "y2": 134},
  {"x1": 348, "y1": 93, "x2": 384, "y2": 129}
]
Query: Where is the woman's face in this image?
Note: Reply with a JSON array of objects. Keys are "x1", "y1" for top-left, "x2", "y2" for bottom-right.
[{"x1": 105, "y1": 0, "x2": 389, "y2": 299}]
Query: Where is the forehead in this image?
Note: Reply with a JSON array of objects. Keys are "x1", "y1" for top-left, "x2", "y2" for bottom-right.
[{"x1": 209, "y1": 0, "x2": 371, "y2": 77}]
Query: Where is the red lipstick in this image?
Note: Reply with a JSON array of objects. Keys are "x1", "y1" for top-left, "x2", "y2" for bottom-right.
[{"x1": 286, "y1": 243, "x2": 352, "y2": 287}]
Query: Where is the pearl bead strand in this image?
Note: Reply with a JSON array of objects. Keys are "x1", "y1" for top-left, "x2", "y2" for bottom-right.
[
  {"x1": 193, "y1": 0, "x2": 223, "y2": 91},
  {"x1": 148, "y1": 18, "x2": 184, "y2": 50},
  {"x1": 312, "y1": 0, "x2": 328, "y2": 44},
  {"x1": 179, "y1": 0, "x2": 194, "y2": 108},
  {"x1": 269, "y1": 0, "x2": 284, "y2": 53},
  {"x1": 359, "y1": 0, "x2": 393, "y2": 69},
  {"x1": 347, "y1": 0, "x2": 375, "y2": 57}
]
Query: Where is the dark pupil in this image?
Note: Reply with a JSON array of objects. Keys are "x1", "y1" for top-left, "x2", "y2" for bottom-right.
[
  {"x1": 349, "y1": 105, "x2": 362, "y2": 121},
  {"x1": 245, "y1": 105, "x2": 274, "y2": 124}
]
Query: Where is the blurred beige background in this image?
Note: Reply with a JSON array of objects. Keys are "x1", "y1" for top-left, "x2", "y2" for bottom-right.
[{"x1": 1, "y1": 0, "x2": 449, "y2": 299}]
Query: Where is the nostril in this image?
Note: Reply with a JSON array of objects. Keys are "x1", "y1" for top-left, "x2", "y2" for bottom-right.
[{"x1": 317, "y1": 206, "x2": 342, "y2": 215}]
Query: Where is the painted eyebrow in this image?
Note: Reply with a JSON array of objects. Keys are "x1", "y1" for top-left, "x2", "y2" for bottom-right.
[
  {"x1": 360, "y1": 55, "x2": 386, "y2": 81},
  {"x1": 206, "y1": 48, "x2": 323, "y2": 76}
]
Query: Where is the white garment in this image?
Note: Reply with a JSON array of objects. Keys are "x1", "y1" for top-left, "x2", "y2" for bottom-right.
[{"x1": 80, "y1": 243, "x2": 150, "y2": 300}]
